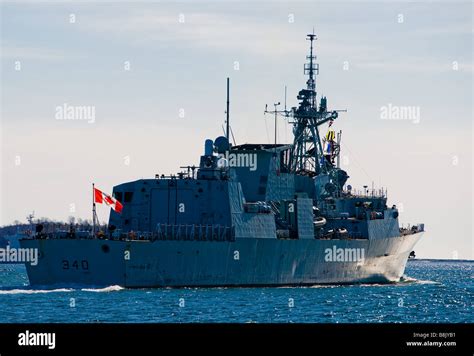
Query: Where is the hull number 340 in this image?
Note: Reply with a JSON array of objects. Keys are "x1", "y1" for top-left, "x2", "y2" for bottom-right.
[{"x1": 62, "y1": 260, "x2": 89, "y2": 270}]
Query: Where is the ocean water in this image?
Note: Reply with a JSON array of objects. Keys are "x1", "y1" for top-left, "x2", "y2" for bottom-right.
[{"x1": 0, "y1": 260, "x2": 472, "y2": 323}]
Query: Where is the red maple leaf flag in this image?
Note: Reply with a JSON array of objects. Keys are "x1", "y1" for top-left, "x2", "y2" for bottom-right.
[{"x1": 94, "y1": 187, "x2": 123, "y2": 213}]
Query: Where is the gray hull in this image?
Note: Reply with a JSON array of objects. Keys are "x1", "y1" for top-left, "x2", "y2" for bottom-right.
[{"x1": 20, "y1": 232, "x2": 422, "y2": 287}]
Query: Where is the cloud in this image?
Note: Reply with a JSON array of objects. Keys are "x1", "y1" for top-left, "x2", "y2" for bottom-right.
[
  {"x1": 76, "y1": 7, "x2": 473, "y2": 75},
  {"x1": 357, "y1": 57, "x2": 473, "y2": 73},
  {"x1": 78, "y1": 9, "x2": 308, "y2": 55},
  {"x1": 417, "y1": 23, "x2": 473, "y2": 36},
  {"x1": 0, "y1": 45, "x2": 67, "y2": 61}
]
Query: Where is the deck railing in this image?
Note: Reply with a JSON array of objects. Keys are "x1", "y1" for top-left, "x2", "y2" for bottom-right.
[
  {"x1": 155, "y1": 224, "x2": 235, "y2": 242},
  {"x1": 25, "y1": 224, "x2": 235, "y2": 242}
]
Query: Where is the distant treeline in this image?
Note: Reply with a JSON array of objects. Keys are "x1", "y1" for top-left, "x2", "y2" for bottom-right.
[{"x1": 0, "y1": 217, "x2": 107, "y2": 236}]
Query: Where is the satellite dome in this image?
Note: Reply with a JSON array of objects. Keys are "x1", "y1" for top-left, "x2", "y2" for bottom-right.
[{"x1": 214, "y1": 136, "x2": 230, "y2": 154}]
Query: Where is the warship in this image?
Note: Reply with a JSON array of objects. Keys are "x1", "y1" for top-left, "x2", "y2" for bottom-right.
[{"x1": 20, "y1": 34, "x2": 424, "y2": 287}]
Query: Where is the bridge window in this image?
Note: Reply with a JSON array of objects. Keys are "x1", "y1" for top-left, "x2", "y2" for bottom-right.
[
  {"x1": 279, "y1": 149, "x2": 291, "y2": 173},
  {"x1": 114, "y1": 192, "x2": 123, "y2": 202}
]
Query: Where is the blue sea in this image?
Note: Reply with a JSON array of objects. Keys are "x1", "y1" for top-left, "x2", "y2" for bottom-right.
[{"x1": 0, "y1": 260, "x2": 472, "y2": 323}]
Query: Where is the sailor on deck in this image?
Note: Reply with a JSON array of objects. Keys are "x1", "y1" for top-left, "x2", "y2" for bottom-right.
[{"x1": 323, "y1": 120, "x2": 336, "y2": 165}]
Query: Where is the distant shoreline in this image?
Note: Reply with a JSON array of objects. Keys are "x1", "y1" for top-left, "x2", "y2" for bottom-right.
[{"x1": 407, "y1": 258, "x2": 473, "y2": 262}]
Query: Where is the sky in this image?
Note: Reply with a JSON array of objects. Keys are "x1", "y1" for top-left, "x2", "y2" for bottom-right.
[{"x1": 1, "y1": 0, "x2": 472, "y2": 259}]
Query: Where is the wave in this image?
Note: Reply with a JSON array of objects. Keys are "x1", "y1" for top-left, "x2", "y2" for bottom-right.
[
  {"x1": 0, "y1": 288, "x2": 72, "y2": 295},
  {"x1": 399, "y1": 276, "x2": 440, "y2": 285},
  {"x1": 81, "y1": 285, "x2": 124, "y2": 292},
  {"x1": 0, "y1": 285, "x2": 125, "y2": 294},
  {"x1": 355, "y1": 277, "x2": 440, "y2": 287}
]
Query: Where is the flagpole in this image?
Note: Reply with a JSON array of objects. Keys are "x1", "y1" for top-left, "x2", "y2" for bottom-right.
[{"x1": 92, "y1": 182, "x2": 96, "y2": 236}]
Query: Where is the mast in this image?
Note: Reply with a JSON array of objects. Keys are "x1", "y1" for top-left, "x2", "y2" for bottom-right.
[
  {"x1": 226, "y1": 77, "x2": 230, "y2": 143},
  {"x1": 287, "y1": 32, "x2": 340, "y2": 176},
  {"x1": 263, "y1": 33, "x2": 344, "y2": 177},
  {"x1": 274, "y1": 102, "x2": 280, "y2": 148},
  {"x1": 264, "y1": 100, "x2": 284, "y2": 154},
  {"x1": 305, "y1": 32, "x2": 317, "y2": 108},
  {"x1": 92, "y1": 183, "x2": 96, "y2": 235}
]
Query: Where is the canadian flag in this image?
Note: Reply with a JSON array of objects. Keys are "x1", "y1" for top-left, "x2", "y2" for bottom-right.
[{"x1": 94, "y1": 188, "x2": 123, "y2": 213}]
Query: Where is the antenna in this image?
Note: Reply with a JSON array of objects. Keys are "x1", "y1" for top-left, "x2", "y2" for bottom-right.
[
  {"x1": 264, "y1": 102, "x2": 283, "y2": 155},
  {"x1": 223, "y1": 78, "x2": 236, "y2": 146},
  {"x1": 274, "y1": 102, "x2": 280, "y2": 147},
  {"x1": 304, "y1": 32, "x2": 318, "y2": 108},
  {"x1": 226, "y1": 77, "x2": 230, "y2": 143},
  {"x1": 264, "y1": 87, "x2": 291, "y2": 147},
  {"x1": 230, "y1": 126, "x2": 237, "y2": 146}
]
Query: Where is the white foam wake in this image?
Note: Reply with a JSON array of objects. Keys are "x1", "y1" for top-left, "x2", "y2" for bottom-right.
[
  {"x1": 0, "y1": 288, "x2": 72, "y2": 295},
  {"x1": 81, "y1": 285, "x2": 124, "y2": 292},
  {"x1": 0, "y1": 285, "x2": 125, "y2": 294},
  {"x1": 400, "y1": 276, "x2": 439, "y2": 285}
]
